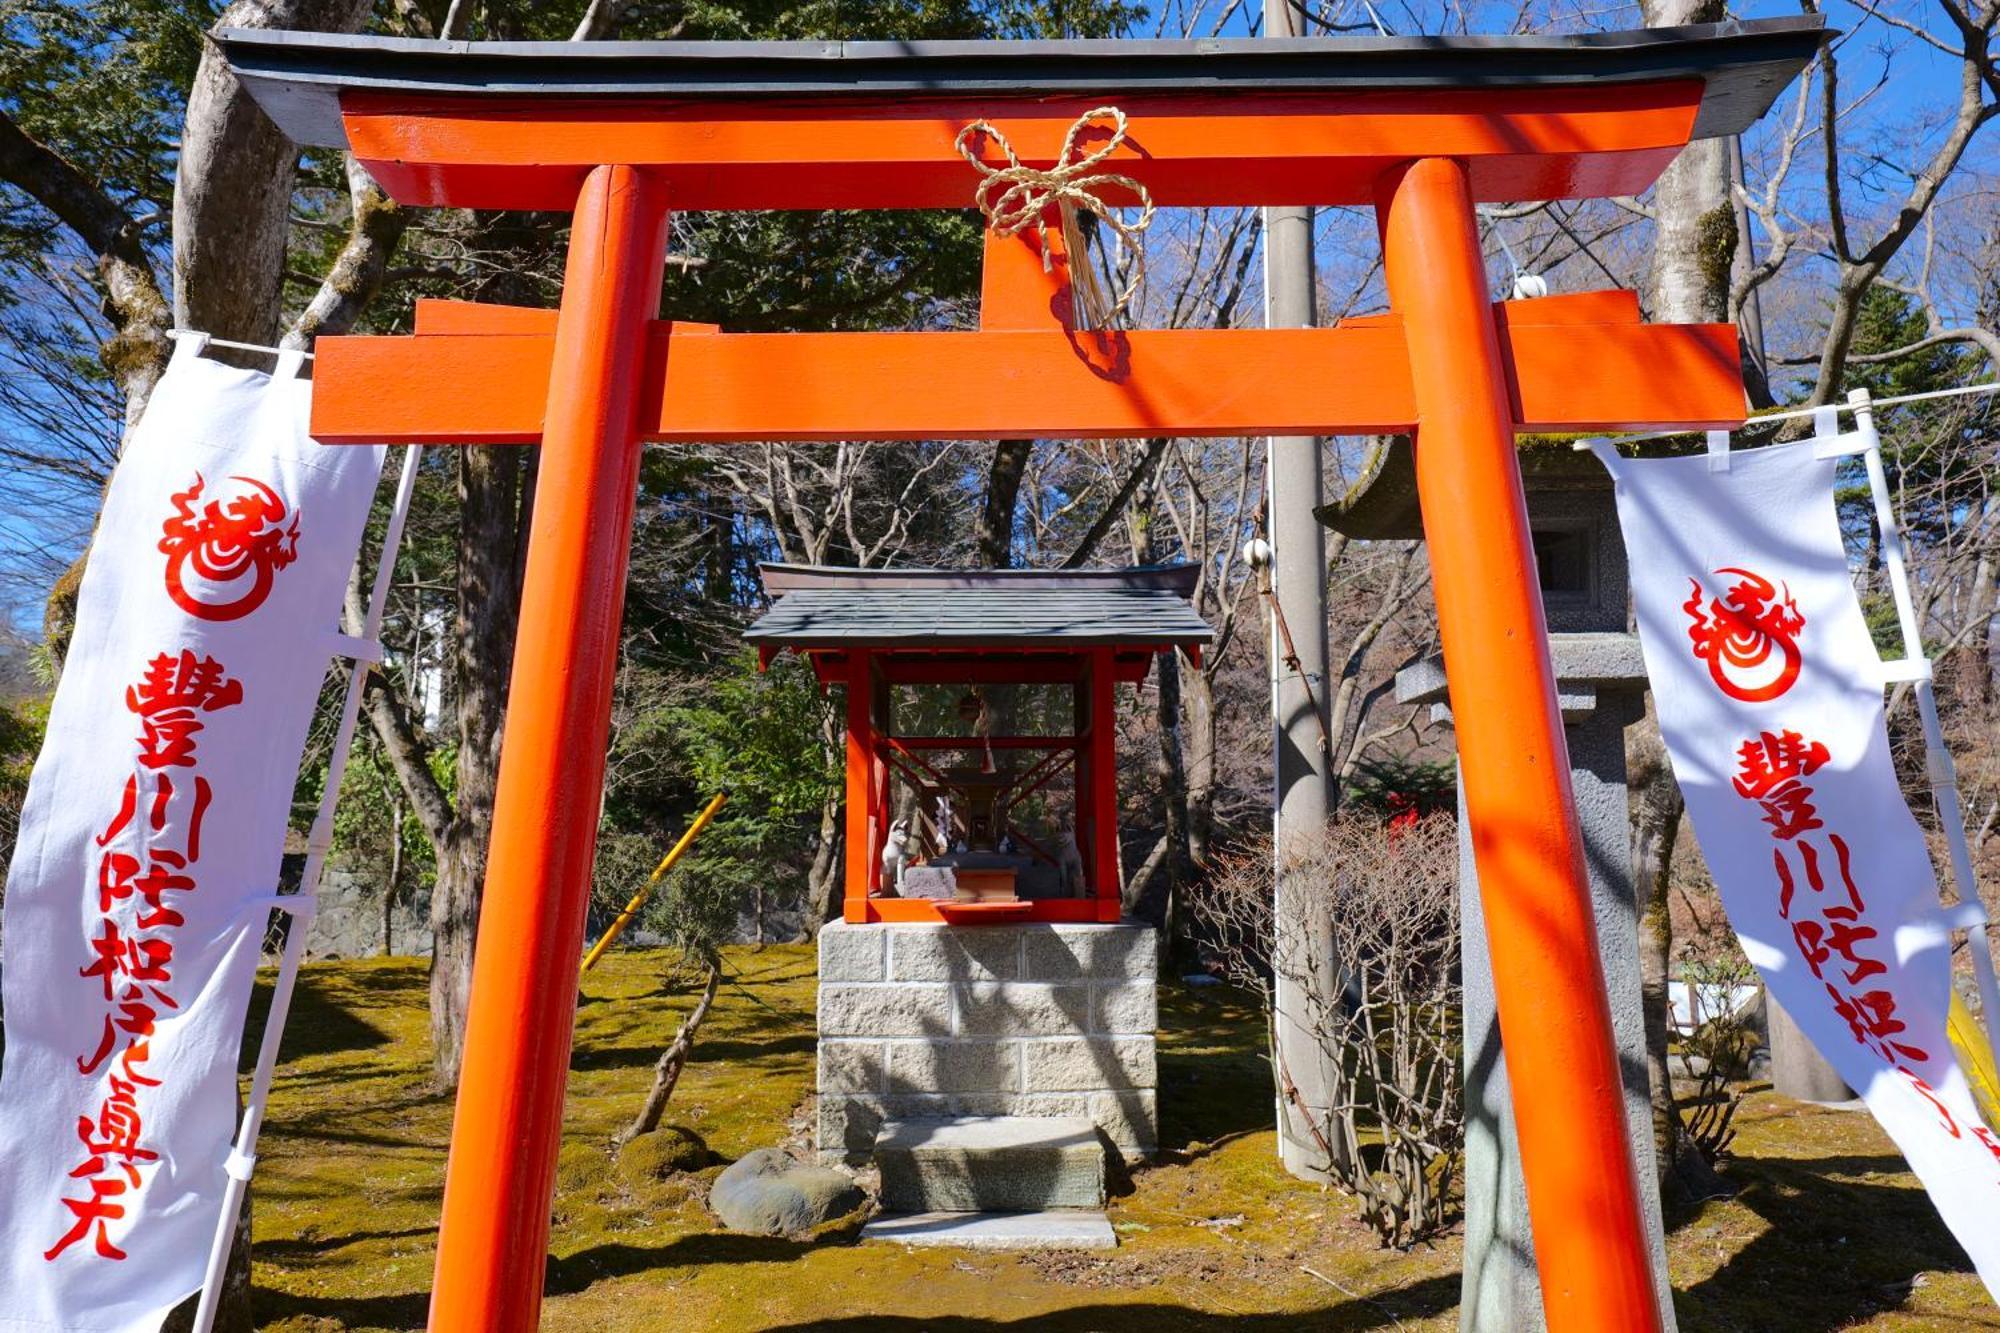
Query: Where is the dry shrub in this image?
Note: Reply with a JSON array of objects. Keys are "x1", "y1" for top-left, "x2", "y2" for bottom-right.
[
  {"x1": 1675, "y1": 953, "x2": 1757, "y2": 1163},
  {"x1": 1190, "y1": 814, "x2": 1462, "y2": 1248}
]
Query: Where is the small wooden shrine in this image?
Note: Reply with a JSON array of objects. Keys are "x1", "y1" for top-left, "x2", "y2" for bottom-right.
[{"x1": 746, "y1": 563, "x2": 1213, "y2": 925}]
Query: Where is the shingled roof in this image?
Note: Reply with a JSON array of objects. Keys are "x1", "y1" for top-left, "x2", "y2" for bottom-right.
[
  {"x1": 215, "y1": 20, "x2": 1826, "y2": 150},
  {"x1": 744, "y1": 564, "x2": 1214, "y2": 650}
]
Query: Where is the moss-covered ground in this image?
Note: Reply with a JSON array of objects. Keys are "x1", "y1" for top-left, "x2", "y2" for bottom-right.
[{"x1": 244, "y1": 945, "x2": 1995, "y2": 1331}]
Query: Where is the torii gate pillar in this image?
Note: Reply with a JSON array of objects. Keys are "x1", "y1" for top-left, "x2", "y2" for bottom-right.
[
  {"x1": 1380, "y1": 156, "x2": 1659, "y2": 1321},
  {"x1": 428, "y1": 164, "x2": 670, "y2": 1326}
]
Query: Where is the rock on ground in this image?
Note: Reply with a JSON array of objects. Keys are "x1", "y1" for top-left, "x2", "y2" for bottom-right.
[{"x1": 710, "y1": 1147, "x2": 865, "y2": 1236}]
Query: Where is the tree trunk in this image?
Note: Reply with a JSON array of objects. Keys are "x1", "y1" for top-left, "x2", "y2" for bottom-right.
[
  {"x1": 978, "y1": 440, "x2": 1033, "y2": 568},
  {"x1": 1127, "y1": 645, "x2": 1190, "y2": 930},
  {"x1": 1635, "y1": 0, "x2": 1733, "y2": 1194},
  {"x1": 618, "y1": 959, "x2": 723, "y2": 1146},
  {"x1": 426, "y1": 445, "x2": 526, "y2": 1089},
  {"x1": 177, "y1": 1, "x2": 374, "y2": 355},
  {"x1": 427, "y1": 833, "x2": 483, "y2": 1090},
  {"x1": 1639, "y1": 0, "x2": 1732, "y2": 328},
  {"x1": 1183, "y1": 664, "x2": 1219, "y2": 868},
  {"x1": 1629, "y1": 716, "x2": 1683, "y2": 1188},
  {"x1": 384, "y1": 794, "x2": 404, "y2": 956},
  {"x1": 800, "y1": 703, "x2": 846, "y2": 940},
  {"x1": 1118, "y1": 454, "x2": 1192, "y2": 928},
  {"x1": 21, "y1": 0, "x2": 374, "y2": 670}
]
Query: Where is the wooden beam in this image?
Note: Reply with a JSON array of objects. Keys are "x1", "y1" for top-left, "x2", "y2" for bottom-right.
[
  {"x1": 1087, "y1": 647, "x2": 1121, "y2": 922},
  {"x1": 842, "y1": 649, "x2": 875, "y2": 922},
  {"x1": 311, "y1": 308, "x2": 1745, "y2": 445},
  {"x1": 413, "y1": 297, "x2": 722, "y2": 337},
  {"x1": 885, "y1": 735, "x2": 1083, "y2": 750},
  {"x1": 341, "y1": 82, "x2": 1702, "y2": 211},
  {"x1": 981, "y1": 220, "x2": 1074, "y2": 332}
]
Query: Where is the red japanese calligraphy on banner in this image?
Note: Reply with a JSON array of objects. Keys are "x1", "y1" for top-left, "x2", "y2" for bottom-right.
[
  {"x1": 1601, "y1": 441, "x2": 2000, "y2": 1305},
  {"x1": 1730, "y1": 725, "x2": 2000, "y2": 1157},
  {"x1": 0, "y1": 345, "x2": 383, "y2": 1332},
  {"x1": 1684, "y1": 567, "x2": 1806, "y2": 703},
  {"x1": 158, "y1": 474, "x2": 300, "y2": 623},
  {"x1": 46, "y1": 654, "x2": 243, "y2": 1263}
]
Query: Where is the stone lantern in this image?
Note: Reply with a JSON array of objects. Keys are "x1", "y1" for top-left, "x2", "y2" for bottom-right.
[{"x1": 1319, "y1": 439, "x2": 1676, "y2": 1333}]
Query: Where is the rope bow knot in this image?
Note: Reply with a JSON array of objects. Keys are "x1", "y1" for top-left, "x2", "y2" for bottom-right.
[{"x1": 953, "y1": 106, "x2": 1156, "y2": 329}]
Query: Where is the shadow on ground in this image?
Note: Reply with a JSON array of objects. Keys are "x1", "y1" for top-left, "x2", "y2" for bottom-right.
[
  {"x1": 1155, "y1": 983, "x2": 1270, "y2": 1153},
  {"x1": 570, "y1": 1031, "x2": 817, "y2": 1073},
  {"x1": 543, "y1": 1231, "x2": 845, "y2": 1295},
  {"x1": 756, "y1": 1273, "x2": 1459, "y2": 1332},
  {"x1": 1672, "y1": 1149, "x2": 1989, "y2": 1331},
  {"x1": 254, "y1": 1287, "x2": 429, "y2": 1330},
  {"x1": 243, "y1": 971, "x2": 394, "y2": 1063}
]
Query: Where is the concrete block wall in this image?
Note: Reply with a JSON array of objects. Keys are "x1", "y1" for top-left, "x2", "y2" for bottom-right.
[{"x1": 816, "y1": 920, "x2": 1158, "y2": 1166}]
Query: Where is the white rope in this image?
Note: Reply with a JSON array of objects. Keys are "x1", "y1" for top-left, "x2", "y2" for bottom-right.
[
  {"x1": 1572, "y1": 379, "x2": 1999, "y2": 453},
  {"x1": 165, "y1": 329, "x2": 315, "y2": 360},
  {"x1": 1476, "y1": 207, "x2": 1546, "y2": 301},
  {"x1": 190, "y1": 440, "x2": 423, "y2": 1333}
]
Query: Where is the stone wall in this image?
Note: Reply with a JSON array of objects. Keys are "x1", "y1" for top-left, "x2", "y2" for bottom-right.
[{"x1": 815, "y1": 920, "x2": 1158, "y2": 1166}]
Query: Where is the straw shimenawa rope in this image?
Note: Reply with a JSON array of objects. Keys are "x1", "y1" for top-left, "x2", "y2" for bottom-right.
[{"x1": 953, "y1": 106, "x2": 1157, "y2": 329}]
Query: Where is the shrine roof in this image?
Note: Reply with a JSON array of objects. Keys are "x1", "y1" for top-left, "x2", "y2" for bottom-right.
[
  {"x1": 218, "y1": 19, "x2": 1824, "y2": 150},
  {"x1": 744, "y1": 564, "x2": 1213, "y2": 650}
]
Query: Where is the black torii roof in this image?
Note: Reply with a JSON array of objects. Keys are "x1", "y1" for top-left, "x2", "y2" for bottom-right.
[
  {"x1": 214, "y1": 19, "x2": 1826, "y2": 150},
  {"x1": 744, "y1": 563, "x2": 1214, "y2": 653}
]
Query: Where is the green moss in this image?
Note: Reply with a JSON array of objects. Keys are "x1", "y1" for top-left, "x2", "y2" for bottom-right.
[
  {"x1": 616, "y1": 1126, "x2": 714, "y2": 1188},
  {"x1": 241, "y1": 948, "x2": 1992, "y2": 1333},
  {"x1": 1696, "y1": 202, "x2": 1739, "y2": 311},
  {"x1": 556, "y1": 1142, "x2": 611, "y2": 1194}
]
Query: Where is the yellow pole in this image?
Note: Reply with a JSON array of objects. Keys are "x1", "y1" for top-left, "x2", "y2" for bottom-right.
[
  {"x1": 581, "y1": 791, "x2": 729, "y2": 972},
  {"x1": 1950, "y1": 991, "x2": 2000, "y2": 1131}
]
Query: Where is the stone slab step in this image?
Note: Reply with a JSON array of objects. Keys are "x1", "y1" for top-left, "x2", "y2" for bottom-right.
[
  {"x1": 875, "y1": 1115, "x2": 1104, "y2": 1213},
  {"x1": 861, "y1": 1209, "x2": 1116, "y2": 1250}
]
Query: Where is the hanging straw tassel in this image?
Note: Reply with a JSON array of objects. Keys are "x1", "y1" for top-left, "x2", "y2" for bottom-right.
[{"x1": 953, "y1": 107, "x2": 1157, "y2": 330}]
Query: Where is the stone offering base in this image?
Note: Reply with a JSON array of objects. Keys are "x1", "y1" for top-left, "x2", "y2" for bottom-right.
[
  {"x1": 859, "y1": 1210, "x2": 1117, "y2": 1250},
  {"x1": 815, "y1": 920, "x2": 1159, "y2": 1165}
]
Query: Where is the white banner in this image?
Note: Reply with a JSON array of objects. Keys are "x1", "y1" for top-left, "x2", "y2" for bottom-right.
[
  {"x1": 0, "y1": 344, "x2": 383, "y2": 1331},
  {"x1": 1599, "y1": 440, "x2": 2000, "y2": 1302}
]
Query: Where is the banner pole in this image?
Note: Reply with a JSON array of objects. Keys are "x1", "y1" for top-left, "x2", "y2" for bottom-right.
[
  {"x1": 191, "y1": 443, "x2": 424, "y2": 1333},
  {"x1": 1846, "y1": 387, "x2": 2000, "y2": 1082}
]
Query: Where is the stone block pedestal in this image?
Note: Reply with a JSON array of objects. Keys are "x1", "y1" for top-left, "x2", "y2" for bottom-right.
[{"x1": 815, "y1": 920, "x2": 1159, "y2": 1165}]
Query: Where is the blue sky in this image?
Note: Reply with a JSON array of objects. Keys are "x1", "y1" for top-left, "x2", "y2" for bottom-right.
[{"x1": 1, "y1": 0, "x2": 1988, "y2": 637}]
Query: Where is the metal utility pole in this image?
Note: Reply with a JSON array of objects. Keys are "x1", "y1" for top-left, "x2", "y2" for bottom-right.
[{"x1": 1263, "y1": 0, "x2": 1343, "y2": 1183}]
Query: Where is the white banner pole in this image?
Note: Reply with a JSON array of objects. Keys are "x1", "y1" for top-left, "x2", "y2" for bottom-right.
[
  {"x1": 190, "y1": 443, "x2": 424, "y2": 1333},
  {"x1": 1845, "y1": 387, "x2": 2000, "y2": 1083}
]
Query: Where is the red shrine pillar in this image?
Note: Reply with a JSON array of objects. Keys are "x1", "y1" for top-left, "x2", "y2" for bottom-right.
[
  {"x1": 1376, "y1": 156, "x2": 1663, "y2": 1333},
  {"x1": 429, "y1": 164, "x2": 671, "y2": 1332},
  {"x1": 1088, "y1": 647, "x2": 1120, "y2": 920},
  {"x1": 843, "y1": 649, "x2": 877, "y2": 921}
]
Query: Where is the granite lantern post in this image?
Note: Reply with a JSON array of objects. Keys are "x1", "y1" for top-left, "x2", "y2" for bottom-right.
[{"x1": 1320, "y1": 439, "x2": 1678, "y2": 1333}]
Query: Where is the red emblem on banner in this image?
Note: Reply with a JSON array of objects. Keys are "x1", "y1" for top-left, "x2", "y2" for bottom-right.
[
  {"x1": 158, "y1": 474, "x2": 299, "y2": 622},
  {"x1": 1683, "y1": 567, "x2": 1805, "y2": 702}
]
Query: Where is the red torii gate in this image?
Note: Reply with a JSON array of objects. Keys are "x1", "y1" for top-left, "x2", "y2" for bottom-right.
[{"x1": 220, "y1": 20, "x2": 1821, "y2": 1333}]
